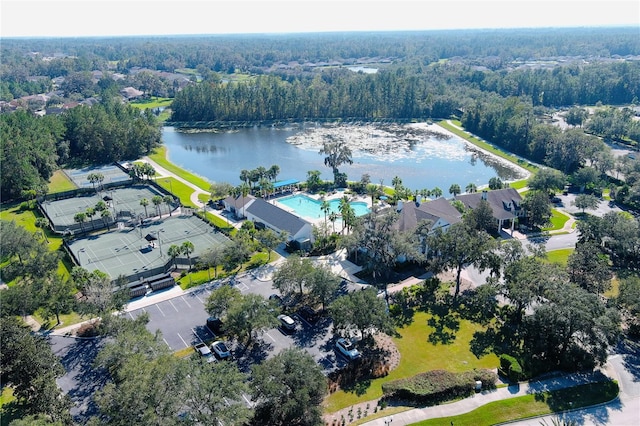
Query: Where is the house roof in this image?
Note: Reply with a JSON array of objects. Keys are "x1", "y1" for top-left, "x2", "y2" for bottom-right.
[
  {"x1": 456, "y1": 188, "x2": 523, "y2": 221},
  {"x1": 244, "y1": 198, "x2": 310, "y2": 237},
  {"x1": 395, "y1": 197, "x2": 462, "y2": 232},
  {"x1": 120, "y1": 87, "x2": 144, "y2": 99}
]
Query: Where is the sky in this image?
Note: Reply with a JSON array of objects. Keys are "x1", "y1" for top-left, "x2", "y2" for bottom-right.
[{"x1": 1, "y1": 0, "x2": 638, "y2": 38}]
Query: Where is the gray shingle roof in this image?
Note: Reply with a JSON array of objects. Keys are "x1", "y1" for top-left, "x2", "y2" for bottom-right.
[
  {"x1": 395, "y1": 197, "x2": 462, "y2": 232},
  {"x1": 245, "y1": 198, "x2": 309, "y2": 236},
  {"x1": 456, "y1": 188, "x2": 522, "y2": 221}
]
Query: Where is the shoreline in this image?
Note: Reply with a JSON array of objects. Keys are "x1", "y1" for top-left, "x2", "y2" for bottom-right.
[{"x1": 433, "y1": 121, "x2": 532, "y2": 184}]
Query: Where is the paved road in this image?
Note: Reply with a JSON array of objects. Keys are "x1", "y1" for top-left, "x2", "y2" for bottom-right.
[{"x1": 506, "y1": 340, "x2": 640, "y2": 426}]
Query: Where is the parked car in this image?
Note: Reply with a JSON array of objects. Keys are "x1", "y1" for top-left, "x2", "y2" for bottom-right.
[
  {"x1": 336, "y1": 337, "x2": 360, "y2": 360},
  {"x1": 211, "y1": 340, "x2": 231, "y2": 360},
  {"x1": 194, "y1": 342, "x2": 215, "y2": 363},
  {"x1": 206, "y1": 317, "x2": 224, "y2": 336},
  {"x1": 297, "y1": 305, "x2": 320, "y2": 324},
  {"x1": 277, "y1": 314, "x2": 296, "y2": 332}
]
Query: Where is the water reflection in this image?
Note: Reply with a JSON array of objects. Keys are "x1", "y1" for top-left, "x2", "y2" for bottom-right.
[{"x1": 161, "y1": 123, "x2": 528, "y2": 191}]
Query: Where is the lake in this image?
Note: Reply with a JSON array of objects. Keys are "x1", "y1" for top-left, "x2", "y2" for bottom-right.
[{"x1": 161, "y1": 122, "x2": 527, "y2": 192}]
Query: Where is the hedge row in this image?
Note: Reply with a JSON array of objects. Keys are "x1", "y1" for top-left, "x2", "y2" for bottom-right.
[{"x1": 381, "y1": 369, "x2": 497, "y2": 405}]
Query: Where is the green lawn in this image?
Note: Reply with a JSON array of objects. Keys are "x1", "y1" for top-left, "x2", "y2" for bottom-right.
[
  {"x1": 129, "y1": 96, "x2": 173, "y2": 109},
  {"x1": 48, "y1": 170, "x2": 77, "y2": 193},
  {"x1": 198, "y1": 193, "x2": 211, "y2": 203},
  {"x1": 546, "y1": 249, "x2": 574, "y2": 266},
  {"x1": 177, "y1": 250, "x2": 277, "y2": 290},
  {"x1": 155, "y1": 176, "x2": 197, "y2": 208},
  {"x1": 148, "y1": 146, "x2": 212, "y2": 192},
  {"x1": 323, "y1": 311, "x2": 499, "y2": 412},
  {"x1": 411, "y1": 380, "x2": 618, "y2": 426},
  {"x1": 509, "y1": 179, "x2": 529, "y2": 190},
  {"x1": 543, "y1": 209, "x2": 571, "y2": 232}
]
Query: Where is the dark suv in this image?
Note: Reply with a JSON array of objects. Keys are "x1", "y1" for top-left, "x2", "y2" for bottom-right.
[
  {"x1": 206, "y1": 317, "x2": 224, "y2": 336},
  {"x1": 297, "y1": 305, "x2": 320, "y2": 324}
]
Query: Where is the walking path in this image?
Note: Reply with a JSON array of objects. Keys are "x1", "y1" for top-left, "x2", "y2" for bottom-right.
[
  {"x1": 141, "y1": 156, "x2": 209, "y2": 209},
  {"x1": 356, "y1": 369, "x2": 612, "y2": 426}
]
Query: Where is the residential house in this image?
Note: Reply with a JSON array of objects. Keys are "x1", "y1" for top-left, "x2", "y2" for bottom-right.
[
  {"x1": 394, "y1": 196, "x2": 463, "y2": 254},
  {"x1": 394, "y1": 196, "x2": 462, "y2": 234},
  {"x1": 120, "y1": 87, "x2": 144, "y2": 100},
  {"x1": 455, "y1": 188, "x2": 524, "y2": 234}
]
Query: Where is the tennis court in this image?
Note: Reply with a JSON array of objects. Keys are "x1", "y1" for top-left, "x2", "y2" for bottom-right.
[
  {"x1": 67, "y1": 215, "x2": 231, "y2": 281},
  {"x1": 42, "y1": 185, "x2": 168, "y2": 232},
  {"x1": 64, "y1": 164, "x2": 131, "y2": 189}
]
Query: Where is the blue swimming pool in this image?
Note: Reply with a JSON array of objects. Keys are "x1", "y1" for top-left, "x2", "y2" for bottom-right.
[{"x1": 277, "y1": 194, "x2": 369, "y2": 220}]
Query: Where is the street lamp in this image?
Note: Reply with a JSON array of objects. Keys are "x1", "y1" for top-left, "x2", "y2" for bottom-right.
[
  {"x1": 384, "y1": 417, "x2": 393, "y2": 426},
  {"x1": 156, "y1": 229, "x2": 164, "y2": 256},
  {"x1": 165, "y1": 179, "x2": 174, "y2": 195}
]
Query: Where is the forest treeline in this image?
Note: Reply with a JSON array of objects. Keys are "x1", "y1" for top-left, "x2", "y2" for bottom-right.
[
  {"x1": 170, "y1": 60, "x2": 640, "y2": 121},
  {"x1": 0, "y1": 99, "x2": 161, "y2": 200}
]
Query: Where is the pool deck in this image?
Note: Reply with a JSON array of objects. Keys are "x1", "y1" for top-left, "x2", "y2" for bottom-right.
[{"x1": 271, "y1": 189, "x2": 372, "y2": 225}]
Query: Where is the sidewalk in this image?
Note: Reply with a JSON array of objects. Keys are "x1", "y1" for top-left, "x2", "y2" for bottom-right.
[
  {"x1": 49, "y1": 258, "x2": 286, "y2": 337},
  {"x1": 359, "y1": 369, "x2": 611, "y2": 426}
]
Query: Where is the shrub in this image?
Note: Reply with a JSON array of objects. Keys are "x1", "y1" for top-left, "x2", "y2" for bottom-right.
[
  {"x1": 381, "y1": 369, "x2": 496, "y2": 405},
  {"x1": 499, "y1": 354, "x2": 523, "y2": 382}
]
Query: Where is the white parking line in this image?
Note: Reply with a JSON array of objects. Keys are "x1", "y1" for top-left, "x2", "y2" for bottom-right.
[
  {"x1": 163, "y1": 338, "x2": 172, "y2": 350},
  {"x1": 181, "y1": 296, "x2": 192, "y2": 308},
  {"x1": 264, "y1": 331, "x2": 276, "y2": 342},
  {"x1": 242, "y1": 393, "x2": 252, "y2": 407},
  {"x1": 177, "y1": 332, "x2": 189, "y2": 348},
  {"x1": 169, "y1": 299, "x2": 179, "y2": 312},
  {"x1": 155, "y1": 304, "x2": 166, "y2": 317},
  {"x1": 195, "y1": 294, "x2": 204, "y2": 303}
]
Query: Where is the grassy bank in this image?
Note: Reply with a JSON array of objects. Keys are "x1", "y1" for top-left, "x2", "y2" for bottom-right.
[
  {"x1": 148, "y1": 146, "x2": 212, "y2": 192},
  {"x1": 48, "y1": 170, "x2": 77, "y2": 193},
  {"x1": 438, "y1": 120, "x2": 539, "y2": 175}
]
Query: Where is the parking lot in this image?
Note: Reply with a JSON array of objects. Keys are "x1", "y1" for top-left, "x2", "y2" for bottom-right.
[{"x1": 125, "y1": 272, "x2": 355, "y2": 374}]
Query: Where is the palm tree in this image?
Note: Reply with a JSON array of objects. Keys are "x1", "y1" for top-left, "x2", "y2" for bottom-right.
[
  {"x1": 167, "y1": 244, "x2": 181, "y2": 270},
  {"x1": 239, "y1": 182, "x2": 250, "y2": 218},
  {"x1": 239, "y1": 169, "x2": 250, "y2": 186},
  {"x1": 163, "y1": 195, "x2": 174, "y2": 216},
  {"x1": 449, "y1": 184, "x2": 461, "y2": 197},
  {"x1": 181, "y1": 241, "x2": 195, "y2": 271},
  {"x1": 466, "y1": 183, "x2": 477, "y2": 193},
  {"x1": 152, "y1": 195, "x2": 163, "y2": 218},
  {"x1": 329, "y1": 212, "x2": 338, "y2": 234},
  {"x1": 268, "y1": 164, "x2": 280, "y2": 182},
  {"x1": 338, "y1": 195, "x2": 354, "y2": 234},
  {"x1": 320, "y1": 198, "x2": 331, "y2": 233},
  {"x1": 366, "y1": 183, "x2": 380, "y2": 205},
  {"x1": 74, "y1": 212, "x2": 87, "y2": 233},
  {"x1": 259, "y1": 178, "x2": 273, "y2": 199},
  {"x1": 140, "y1": 198, "x2": 149, "y2": 218},
  {"x1": 431, "y1": 187, "x2": 443, "y2": 198},
  {"x1": 87, "y1": 172, "x2": 104, "y2": 193},
  {"x1": 85, "y1": 207, "x2": 96, "y2": 230},
  {"x1": 101, "y1": 209, "x2": 112, "y2": 231}
]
